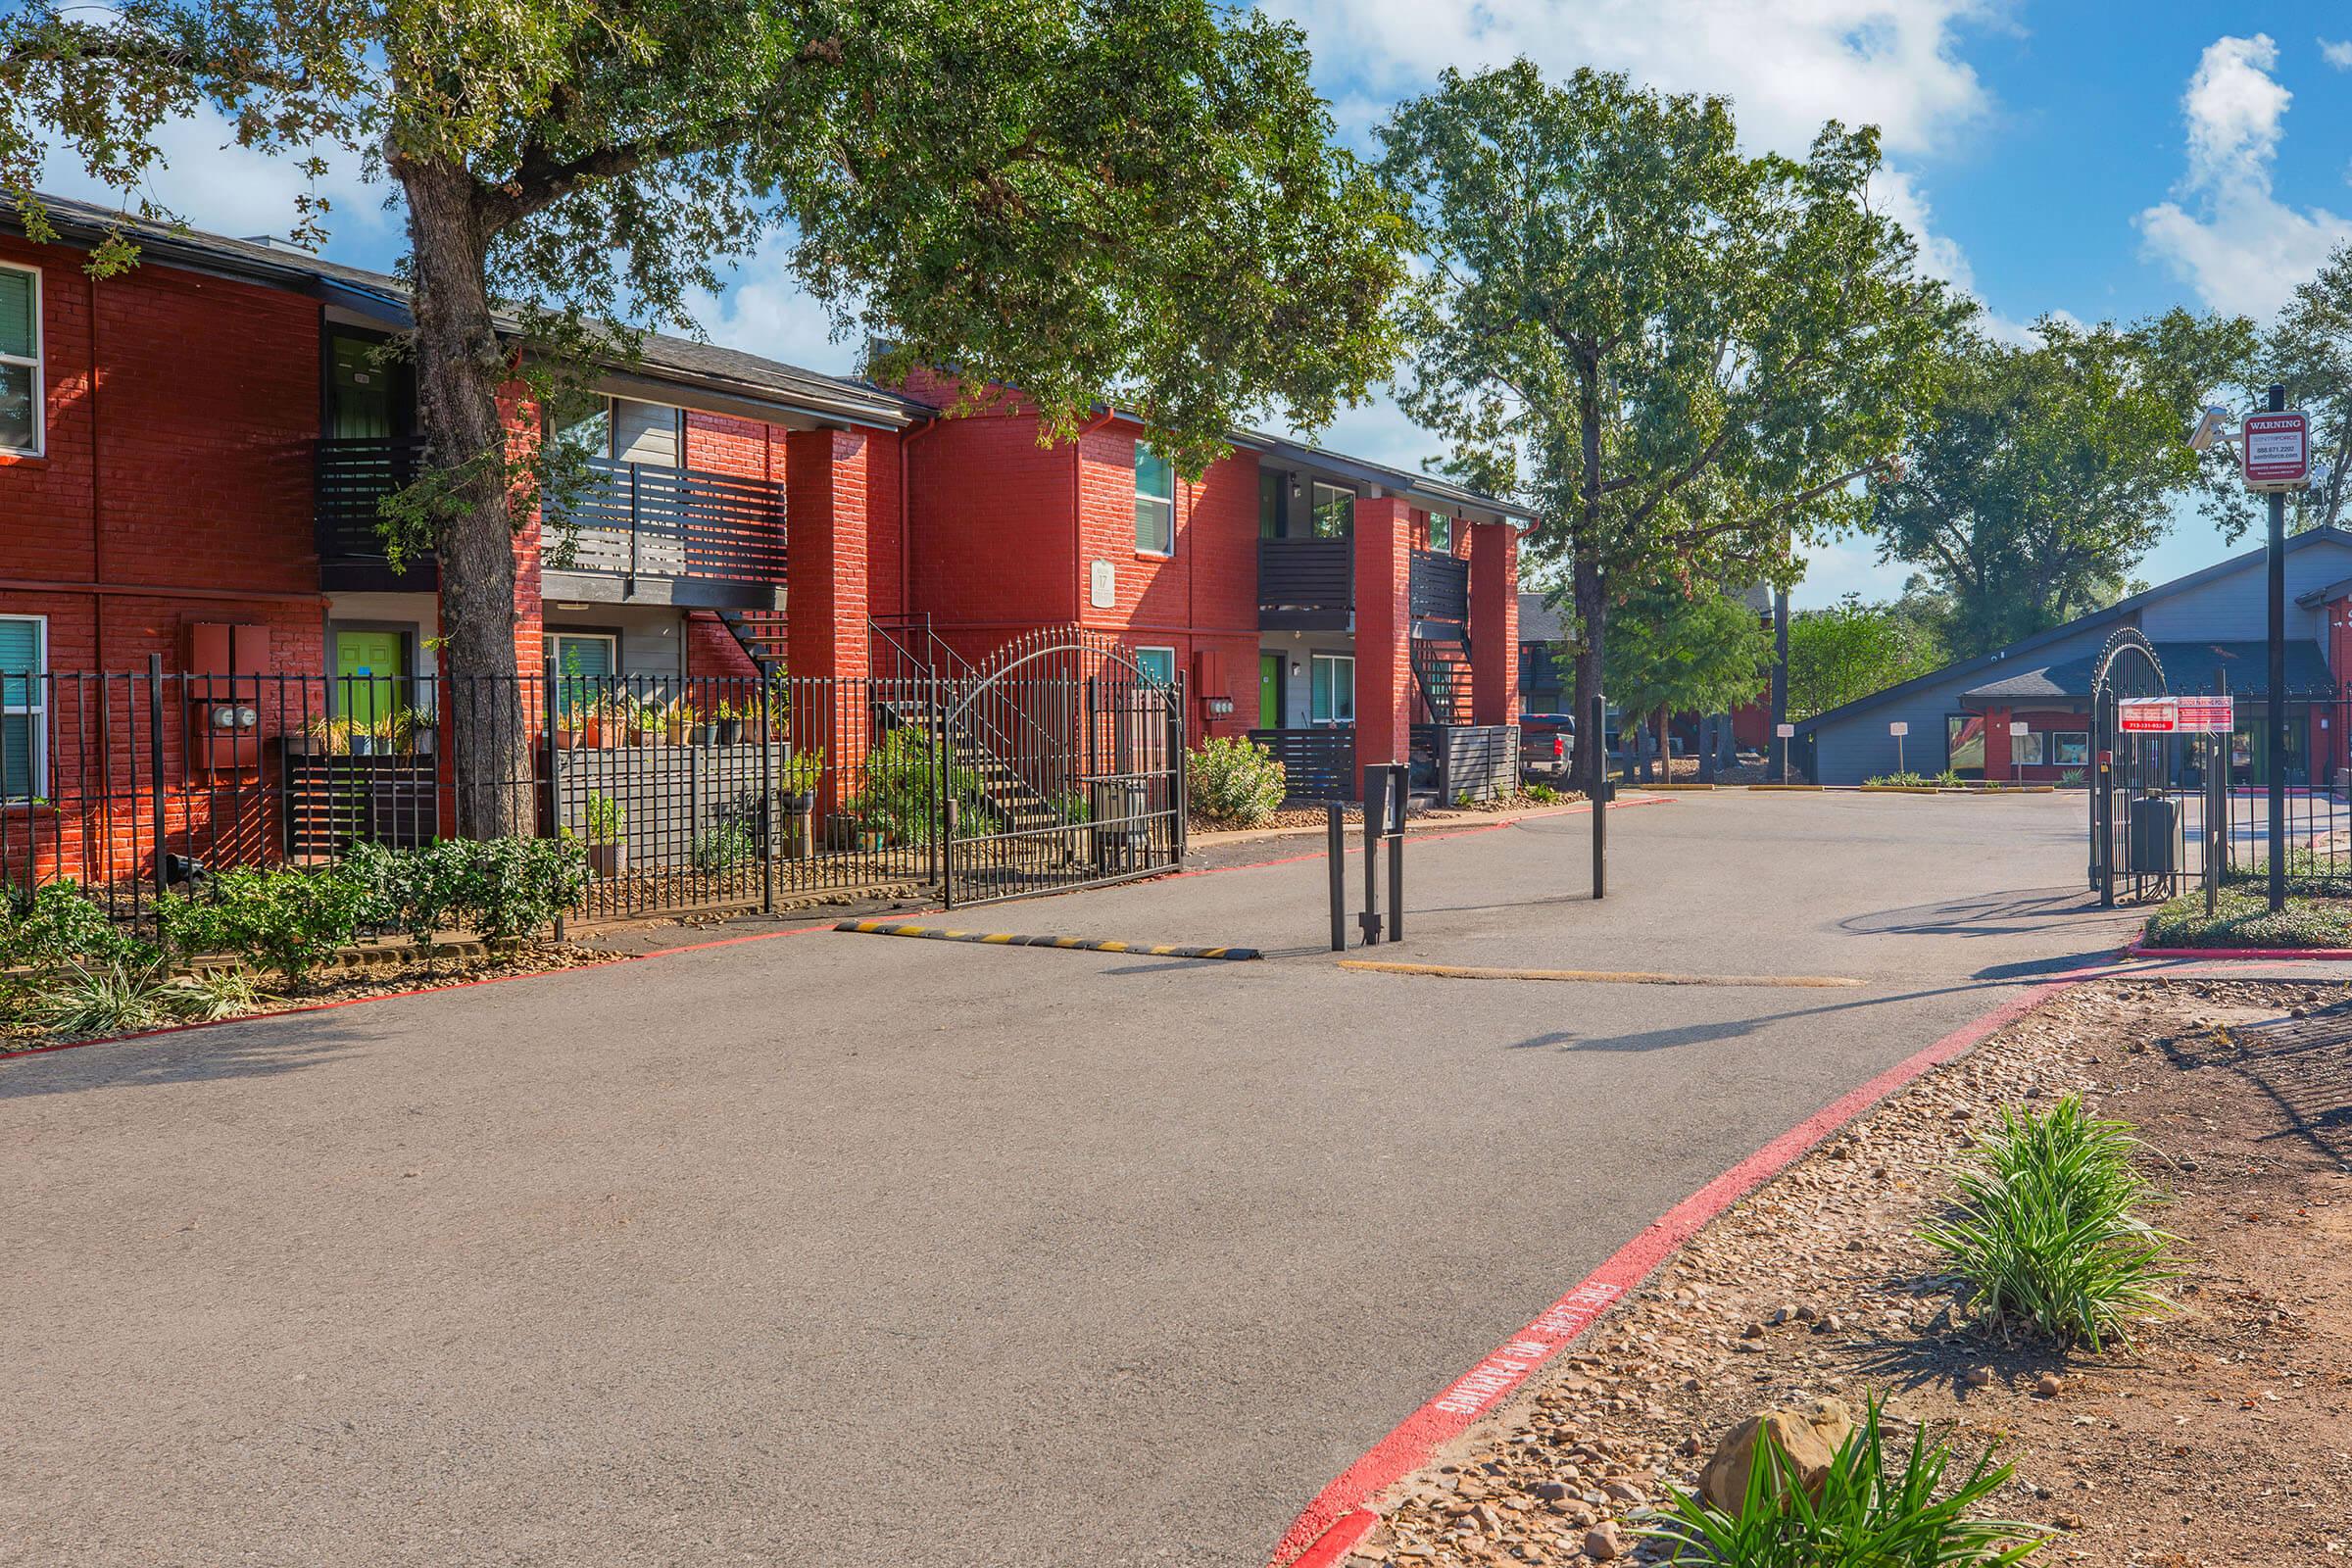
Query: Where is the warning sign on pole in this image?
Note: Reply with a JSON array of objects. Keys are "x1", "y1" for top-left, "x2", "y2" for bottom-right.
[
  {"x1": 2242, "y1": 410, "x2": 2312, "y2": 490},
  {"x1": 2117, "y1": 697, "x2": 2179, "y2": 733},
  {"x1": 2175, "y1": 695, "x2": 2233, "y2": 733}
]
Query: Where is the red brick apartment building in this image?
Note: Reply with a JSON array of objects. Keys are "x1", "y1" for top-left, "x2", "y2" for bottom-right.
[{"x1": 0, "y1": 196, "x2": 1528, "y2": 898}]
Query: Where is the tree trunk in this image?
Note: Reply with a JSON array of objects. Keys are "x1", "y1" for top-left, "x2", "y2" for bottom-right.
[
  {"x1": 398, "y1": 159, "x2": 536, "y2": 839},
  {"x1": 1652, "y1": 704, "x2": 1669, "y2": 782}
]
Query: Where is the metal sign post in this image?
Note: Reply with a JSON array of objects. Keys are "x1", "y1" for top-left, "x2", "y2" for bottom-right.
[
  {"x1": 2246, "y1": 385, "x2": 2308, "y2": 911},
  {"x1": 1591, "y1": 692, "x2": 1608, "y2": 901},
  {"x1": 1775, "y1": 720, "x2": 1795, "y2": 784},
  {"x1": 1333, "y1": 765, "x2": 1407, "y2": 948},
  {"x1": 1888, "y1": 719, "x2": 1908, "y2": 776},
  {"x1": 2009, "y1": 718, "x2": 2029, "y2": 787}
]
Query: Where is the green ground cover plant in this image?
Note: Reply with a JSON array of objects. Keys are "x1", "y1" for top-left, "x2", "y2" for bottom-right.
[
  {"x1": 1642, "y1": 1397, "x2": 2044, "y2": 1567},
  {"x1": 1920, "y1": 1095, "x2": 2177, "y2": 1349}
]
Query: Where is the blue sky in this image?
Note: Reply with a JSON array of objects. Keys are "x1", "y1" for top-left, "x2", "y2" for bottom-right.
[{"x1": 42, "y1": 2, "x2": 2352, "y2": 608}]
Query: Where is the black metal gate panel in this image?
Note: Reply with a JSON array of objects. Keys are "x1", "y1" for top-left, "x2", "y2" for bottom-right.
[
  {"x1": 938, "y1": 628, "x2": 1185, "y2": 907},
  {"x1": 2086, "y1": 628, "x2": 2229, "y2": 906}
]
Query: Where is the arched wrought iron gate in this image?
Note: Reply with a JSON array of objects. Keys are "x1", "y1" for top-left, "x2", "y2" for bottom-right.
[
  {"x1": 932, "y1": 628, "x2": 1185, "y2": 907},
  {"x1": 2086, "y1": 628, "x2": 2230, "y2": 908}
]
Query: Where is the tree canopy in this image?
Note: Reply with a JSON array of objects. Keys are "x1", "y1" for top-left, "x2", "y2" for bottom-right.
[
  {"x1": 1869, "y1": 313, "x2": 2252, "y2": 658},
  {"x1": 4, "y1": 0, "x2": 1405, "y2": 831},
  {"x1": 1374, "y1": 60, "x2": 1965, "y2": 788},
  {"x1": 1594, "y1": 577, "x2": 1771, "y2": 732},
  {"x1": 2254, "y1": 239, "x2": 2352, "y2": 535},
  {"x1": 1784, "y1": 591, "x2": 1945, "y2": 719}
]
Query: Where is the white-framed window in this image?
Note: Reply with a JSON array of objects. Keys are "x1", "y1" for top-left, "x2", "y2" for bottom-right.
[
  {"x1": 2013, "y1": 730, "x2": 2046, "y2": 766},
  {"x1": 0, "y1": 263, "x2": 42, "y2": 456},
  {"x1": 1134, "y1": 445, "x2": 1175, "y2": 555},
  {"x1": 0, "y1": 613, "x2": 47, "y2": 800},
  {"x1": 1427, "y1": 513, "x2": 1452, "y2": 553},
  {"x1": 1135, "y1": 646, "x2": 1177, "y2": 688},
  {"x1": 549, "y1": 630, "x2": 619, "y2": 713},
  {"x1": 1310, "y1": 481, "x2": 1354, "y2": 539},
  {"x1": 2052, "y1": 732, "x2": 2090, "y2": 767},
  {"x1": 1311, "y1": 653, "x2": 1355, "y2": 724}
]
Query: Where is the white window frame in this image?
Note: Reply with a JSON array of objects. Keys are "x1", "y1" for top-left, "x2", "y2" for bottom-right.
[
  {"x1": 1135, "y1": 646, "x2": 1178, "y2": 689},
  {"x1": 1134, "y1": 445, "x2": 1175, "y2": 556},
  {"x1": 549, "y1": 630, "x2": 620, "y2": 713},
  {"x1": 1, "y1": 612, "x2": 48, "y2": 800},
  {"x1": 1310, "y1": 481, "x2": 1354, "y2": 539},
  {"x1": 2013, "y1": 730, "x2": 2046, "y2": 767},
  {"x1": 1427, "y1": 513, "x2": 1451, "y2": 553},
  {"x1": 0, "y1": 261, "x2": 43, "y2": 457},
  {"x1": 1310, "y1": 652, "x2": 1355, "y2": 725}
]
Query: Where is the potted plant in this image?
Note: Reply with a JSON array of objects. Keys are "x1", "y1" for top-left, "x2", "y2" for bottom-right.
[
  {"x1": 659, "y1": 697, "x2": 693, "y2": 747},
  {"x1": 284, "y1": 714, "x2": 337, "y2": 757},
  {"x1": 779, "y1": 748, "x2": 823, "y2": 858},
  {"x1": 715, "y1": 698, "x2": 745, "y2": 746},
  {"x1": 405, "y1": 707, "x2": 438, "y2": 756},
  {"x1": 581, "y1": 792, "x2": 626, "y2": 878},
  {"x1": 687, "y1": 705, "x2": 716, "y2": 746}
]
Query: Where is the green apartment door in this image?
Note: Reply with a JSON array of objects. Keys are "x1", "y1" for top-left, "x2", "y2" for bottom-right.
[
  {"x1": 1259, "y1": 654, "x2": 1281, "y2": 728},
  {"x1": 334, "y1": 630, "x2": 404, "y2": 732}
]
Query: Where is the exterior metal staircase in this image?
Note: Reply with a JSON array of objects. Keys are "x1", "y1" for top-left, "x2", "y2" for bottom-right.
[{"x1": 1411, "y1": 639, "x2": 1476, "y2": 725}]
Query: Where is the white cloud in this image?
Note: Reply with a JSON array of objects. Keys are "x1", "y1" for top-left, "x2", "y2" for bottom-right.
[
  {"x1": 2321, "y1": 37, "x2": 2352, "y2": 70},
  {"x1": 39, "y1": 106, "x2": 389, "y2": 261},
  {"x1": 1267, "y1": 0, "x2": 1998, "y2": 160},
  {"x1": 2137, "y1": 33, "x2": 2352, "y2": 318},
  {"x1": 681, "y1": 240, "x2": 865, "y2": 375}
]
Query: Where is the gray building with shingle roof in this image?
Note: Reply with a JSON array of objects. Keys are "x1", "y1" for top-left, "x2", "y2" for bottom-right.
[{"x1": 1798, "y1": 527, "x2": 2352, "y2": 785}]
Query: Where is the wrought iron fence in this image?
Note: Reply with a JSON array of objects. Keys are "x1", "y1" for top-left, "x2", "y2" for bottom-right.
[{"x1": 0, "y1": 654, "x2": 1188, "y2": 935}]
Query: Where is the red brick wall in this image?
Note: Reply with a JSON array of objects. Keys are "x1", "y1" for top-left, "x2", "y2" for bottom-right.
[
  {"x1": 907, "y1": 413, "x2": 1074, "y2": 631},
  {"x1": 0, "y1": 234, "x2": 334, "y2": 888},
  {"x1": 684, "y1": 612, "x2": 759, "y2": 679}
]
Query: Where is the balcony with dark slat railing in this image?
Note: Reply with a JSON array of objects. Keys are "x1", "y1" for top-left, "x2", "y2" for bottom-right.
[
  {"x1": 314, "y1": 438, "x2": 789, "y2": 607},
  {"x1": 1257, "y1": 536, "x2": 1353, "y2": 629},
  {"x1": 1408, "y1": 549, "x2": 1469, "y2": 629}
]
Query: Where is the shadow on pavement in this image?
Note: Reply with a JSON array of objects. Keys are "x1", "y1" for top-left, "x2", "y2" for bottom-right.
[
  {"x1": 1839, "y1": 887, "x2": 2110, "y2": 939},
  {"x1": 1, "y1": 1016, "x2": 363, "y2": 1099}
]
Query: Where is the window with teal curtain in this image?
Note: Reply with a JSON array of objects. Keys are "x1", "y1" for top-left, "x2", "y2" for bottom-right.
[
  {"x1": 0, "y1": 616, "x2": 45, "y2": 799},
  {"x1": 1135, "y1": 647, "x2": 1177, "y2": 687},
  {"x1": 550, "y1": 631, "x2": 616, "y2": 714},
  {"x1": 0, "y1": 266, "x2": 39, "y2": 454}
]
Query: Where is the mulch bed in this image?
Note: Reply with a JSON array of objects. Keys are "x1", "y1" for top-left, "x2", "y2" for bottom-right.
[
  {"x1": 2, "y1": 941, "x2": 618, "y2": 1054},
  {"x1": 1344, "y1": 979, "x2": 2352, "y2": 1566}
]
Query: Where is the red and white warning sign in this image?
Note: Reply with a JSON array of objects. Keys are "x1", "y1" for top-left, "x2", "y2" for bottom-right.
[
  {"x1": 2242, "y1": 410, "x2": 2311, "y2": 490},
  {"x1": 2175, "y1": 695, "x2": 2233, "y2": 733},
  {"x1": 2117, "y1": 697, "x2": 2179, "y2": 732}
]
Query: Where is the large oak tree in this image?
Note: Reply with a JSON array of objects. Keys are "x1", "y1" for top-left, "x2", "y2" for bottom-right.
[
  {"x1": 1375, "y1": 61, "x2": 1965, "y2": 794},
  {"x1": 2, "y1": 0, "x2": 1404, "y2": 833}
]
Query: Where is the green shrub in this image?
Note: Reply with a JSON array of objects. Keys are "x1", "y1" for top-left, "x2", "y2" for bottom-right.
[
  {"x1": 849, "y1": 727, "x2": 986, "y2": 845},
  {"x1": 203, "y1": 862, "x2": 375, "y2": 989},
  {"x1": 1863, "y1": 770, "x2": 1933, "y2": 788},
  {"x1": 582, "y1": 792, "x2": 625, "y2": 843},
  {"x1": 344, "y1": 840, "x2": 466, "y2": 955},
  {"x1": 691, "y1": 820, "x2": 759, "y2": 871},
  {"x1": 1642, "y1": 1396, "x2": 2044, "y2": 1567},
  {"x1": 1187, "y1": 735, "x2": 1288, "y2": 826},
  {"x1": 1, "y1": 880, "x2": 156, "y2": 975},
  {"x1": 1920, "y1": 1094, "x2": 2177, "y2": 1349},
  {"x1": 444, "y1": 837, "x2": 590, "y2": 941},
  {"x1": 1524, "y1": 781, "x2": 1561, "y2": 805}
]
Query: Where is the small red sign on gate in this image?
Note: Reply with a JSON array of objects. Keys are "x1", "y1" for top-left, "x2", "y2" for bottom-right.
[{"x1": 2175, "y1": 695, "x2": 2234, "y2": 733}]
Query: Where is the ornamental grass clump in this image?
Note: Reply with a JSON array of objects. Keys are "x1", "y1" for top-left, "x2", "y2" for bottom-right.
[
  {"x1": 1920, "y1": 1094, "x2": 2177, "y2": 1350},
  {"x1": 1642, "y1": 1397, "x2": 2045, "y2": 1568}
]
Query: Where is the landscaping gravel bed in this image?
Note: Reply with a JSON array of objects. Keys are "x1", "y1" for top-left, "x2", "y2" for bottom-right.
[{"x1": 1340, "y1": 979, "x2": 2352, "y2": 1566}]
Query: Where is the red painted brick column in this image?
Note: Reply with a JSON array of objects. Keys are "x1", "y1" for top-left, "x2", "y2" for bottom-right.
[
  {"x1": 786, "y1": 428, "x2": 872, "y2": 820},
  {"x1": 1469, "y1": 521, "x2": 1519, "y2": 726},
  {"x1": 1354, "y1": 495, "x2": 1413, "y2": 799}
]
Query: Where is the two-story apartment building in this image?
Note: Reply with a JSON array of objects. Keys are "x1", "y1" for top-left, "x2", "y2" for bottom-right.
[{"x1": 1, "y1": 194, "x2": 1530, "y2": 906}]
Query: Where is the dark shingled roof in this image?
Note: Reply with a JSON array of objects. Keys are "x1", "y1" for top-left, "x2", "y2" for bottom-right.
[
  {"x1": 1961, "y1": 640, "x2": 2335, "y2": 702},
  {"x1": 4, "y1": 192, "x2": 929, "y2": 428}
]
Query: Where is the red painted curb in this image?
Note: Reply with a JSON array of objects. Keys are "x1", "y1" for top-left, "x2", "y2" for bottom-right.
[{"x1": 1267, "y1": 975, "x2": 2081, "y2": 1568}]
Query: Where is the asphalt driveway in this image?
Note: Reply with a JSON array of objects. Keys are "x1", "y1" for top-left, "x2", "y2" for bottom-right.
[{"x1": 1, "y1": 791, "x2": 2138, "y2": 1567}]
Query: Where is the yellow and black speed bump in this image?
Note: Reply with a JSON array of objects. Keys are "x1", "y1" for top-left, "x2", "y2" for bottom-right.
[{"x1": 833, "y1": 919, "x2": 1258, "y2": 960}]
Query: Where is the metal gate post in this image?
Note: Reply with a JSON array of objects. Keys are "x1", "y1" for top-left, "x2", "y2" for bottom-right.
[
  {"x1": 1590, "y1": 691, "x2": 1607, "y2": 901},
  {"x1": 1386, "y1": 766, "x2": 1404, "y2": 943},
  {"x1": 757, "y1": 661, "x2": 775, "y2": 914},
  {"x1": 1359, "y1": 767, "x2": 1383, "y2": 945},
  {"x1": 147, "y1": 653, "x2": 168, "y2": 907},
  {"x1": 1328, "y1": 802, "x2": 1347, "y2": 952}
]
